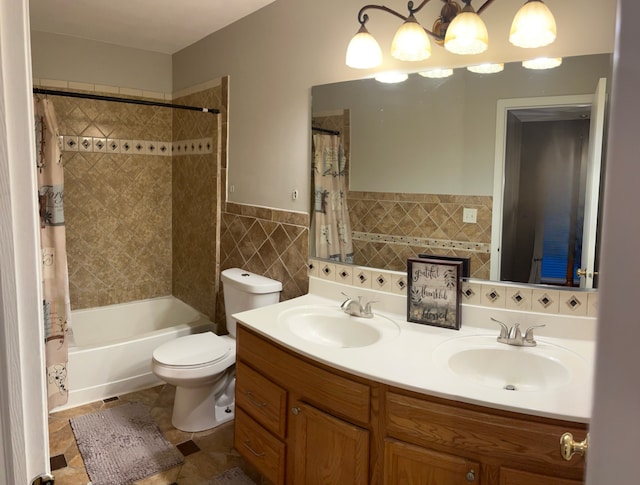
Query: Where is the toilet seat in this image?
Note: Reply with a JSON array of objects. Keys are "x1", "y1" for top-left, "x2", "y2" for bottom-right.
[{"x1": 153, "y1": 331, "x2": 232, "y2": 368}]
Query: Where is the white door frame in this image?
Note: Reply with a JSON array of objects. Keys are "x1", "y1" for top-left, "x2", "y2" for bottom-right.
[
  {"x1": 0, "y1": 0, "x2": 51, "y2": 483},
  {"x1": 490, "y1": 93, "x2": 595, "y2": 282}
]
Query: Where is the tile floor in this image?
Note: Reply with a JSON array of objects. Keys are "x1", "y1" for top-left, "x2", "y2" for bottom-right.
[{"x1": 48, "y1": 384, "x2": 265, "y2": 485}]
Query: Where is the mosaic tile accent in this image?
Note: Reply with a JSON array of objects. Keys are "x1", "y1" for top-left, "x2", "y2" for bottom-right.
[
  {"x1": 61, "y1": 134, "x2": 175, "y2": 156},
  {"x1": 172, "y1": 138, "x2": 214, "y2": 156},
  {"x1": 309, "y1": 257, "x2": 599, "y2": 318}
]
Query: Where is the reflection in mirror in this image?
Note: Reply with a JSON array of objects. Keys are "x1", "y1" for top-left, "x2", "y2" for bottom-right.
[{"x1": 311, "y1": 54, "x2": 612, "y2": 289}]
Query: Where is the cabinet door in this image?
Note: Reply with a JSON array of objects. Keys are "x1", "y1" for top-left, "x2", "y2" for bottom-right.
[
  {"x1": 291, "y1": 401, "x2": 369, "y2": 485},
  {"x1": 384, "y1": 439, "x2": 480, "y2": 485},
  {"x1": 500, "y1": 467, "x2": 583, "y2": 485}
]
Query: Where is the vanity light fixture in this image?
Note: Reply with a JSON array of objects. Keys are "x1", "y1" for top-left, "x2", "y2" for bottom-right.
[
  {"x1": 375, "y1": 71, "x2": 410, "y2": 83},
  {"x1": 346, "y1": 0, "x2": 557, "y2": 69},
  {"x1": 467, "y1": 62, "x2": 504, "y2": 74},
  {"x1": 522, "y1": 56, "x2": 562, "y2": 70},
  {"x1": 419, "y1": 67, "x2": 454, "y2": 78}
]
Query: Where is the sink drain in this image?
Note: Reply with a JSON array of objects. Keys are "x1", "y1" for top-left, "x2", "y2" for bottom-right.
[{"x1": 504, "y1": 384, "x2": 517, "y2": 391}]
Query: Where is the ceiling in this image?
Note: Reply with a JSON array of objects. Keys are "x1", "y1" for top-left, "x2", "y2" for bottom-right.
[{"x1": 29, "y1": 0, "x2": 277, "y2": 55}]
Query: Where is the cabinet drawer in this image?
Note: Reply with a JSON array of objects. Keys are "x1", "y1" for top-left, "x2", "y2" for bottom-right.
[
  {"x1": 237, "y1": 325, "x2": 370, "y2": 425},
  {"x1": 235, "y1": 407, "x2": 286, "y2": 485},
  {"x1": 385, "y1": 391, "x2": 586, "y2": 480},
  {"x1": 236, "y1": 360, "x2": 287, "y2": 438}
]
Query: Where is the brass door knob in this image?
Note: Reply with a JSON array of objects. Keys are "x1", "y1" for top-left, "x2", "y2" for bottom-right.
[
  {"x1": 560, "y1": 432, "x2": 589, "y2": 461},
  {"x1": 577, "y1": 268, "x2": 599, "y2": 277}
]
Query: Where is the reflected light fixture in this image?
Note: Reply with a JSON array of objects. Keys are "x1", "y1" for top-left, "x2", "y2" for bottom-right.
[
  {"x1": 467, "y1": 62, "x2": 504, "y2": 74},
  {"x1": 375, "y1": 71, "x2": 410, "y2": 83},
  {"x1": 419, "y1": 67, "x2": 454, "y2": 78},
  {"x1": 346, "y1": 0, "x2": 558, "y2": 69},
  {"x1": 522, "y1": 57, "x2": 562, "y2": 70}
]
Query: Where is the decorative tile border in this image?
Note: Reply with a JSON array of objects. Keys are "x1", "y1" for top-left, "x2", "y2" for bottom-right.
[
  {"x1": 59, "y1": 135, "x2": 213, "y2": 157},
  {"x1": 172, "y1": 138, "x2": 214, "y2": 157},
  {"x1": 352, "y1": 231, "x2": 491, "y2": 254},
  {"x1": 309, "y1": 257, "x2": 599, "y2": 318}
]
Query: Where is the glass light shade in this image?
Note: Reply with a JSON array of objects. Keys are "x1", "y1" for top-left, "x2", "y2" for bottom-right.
[
  {"x1": 444, "y1": 7, "x2": 488, "y2": 55},
  {"x1": 509, "y1": 0, "x2": 557, "y2": 48},
  {"x1": 391, "y1": 15, "x2": 432, "y2": 61},
  {"x1": 522, "y1": 57, "x2": 562, "y2": 69},
  {"x1": 346, "y1": 25, "x2": 383, "y2": 69},
  {"x1": 375, "y1": 72, "x2": 409, "y2": 84},
  {"x1": 467, "y1": 63, "x2": 504, "y2": 74},
  {"x1": 418, "y1": 68, "x2": 454, "y2": 79}
]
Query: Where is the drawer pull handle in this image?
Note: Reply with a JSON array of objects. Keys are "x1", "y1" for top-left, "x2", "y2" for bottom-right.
[
  {"x1": 245, "y1": 391, "x2": 267, "y2": 408},
  {"x1": 466, "y1": 469, "x2": 476, "y2": 482},
  {"x1": 291, "y1": 406, "x2": 301, "y2": 415},
  {"x1": 243, "y1": 439, "x2": 266, "y2": 457},
  {"x1": 560, "y1": 432, "x2": 589, "y2": 461}
]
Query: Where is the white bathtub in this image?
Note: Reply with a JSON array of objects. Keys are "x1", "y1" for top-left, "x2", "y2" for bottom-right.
[{"x1": 53, "y1": 296, "x2": 212, "y2": 411}]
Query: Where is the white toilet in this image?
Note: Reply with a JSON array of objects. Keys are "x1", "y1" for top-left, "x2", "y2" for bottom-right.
[{"x1": 151, "y1": 268, "x2": 282, "y2": 432}]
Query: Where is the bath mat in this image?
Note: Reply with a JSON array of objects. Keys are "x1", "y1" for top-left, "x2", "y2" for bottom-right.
[
  {"x1": 69, "y1": 402, "x2": 184, "y2": 485},
  {"x1": 203, "y1": 466, "x2": 257, "y2": 485}
]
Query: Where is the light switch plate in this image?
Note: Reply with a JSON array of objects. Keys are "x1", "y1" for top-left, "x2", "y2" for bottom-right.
[{"x1": 463, "y1": 207, "x2": 477, "y2": 223}]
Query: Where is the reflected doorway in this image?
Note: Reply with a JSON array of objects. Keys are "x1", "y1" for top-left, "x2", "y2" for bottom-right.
[{"x1": 490, "y1": 80, "x2": 607, "y2": 288}]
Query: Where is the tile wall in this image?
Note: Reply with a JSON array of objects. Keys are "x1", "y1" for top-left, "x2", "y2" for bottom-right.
[
  {"x1": 171, "y1": 82, "x2": 224, "y2": 319},
  {"x1": 216, "y1": 203, "x2": 309, "y2": 333},
  {"x1": 47, "y1": 85, "x2": 174, "y2": 309},
  {"x1": 309, "y1": 258, "x2": 599, "y2": 318}
]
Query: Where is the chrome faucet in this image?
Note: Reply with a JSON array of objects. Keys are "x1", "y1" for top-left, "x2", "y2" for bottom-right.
[
  {"x1": 491, "y1": 318, "x2": 545, "y2": 347},
  {"x1": 341, "y1": 293, "x2": 376, "y2": 318}
]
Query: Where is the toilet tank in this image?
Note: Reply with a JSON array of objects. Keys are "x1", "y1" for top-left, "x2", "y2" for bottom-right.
[{"x1": 221, "y1": 268, "x2": 282, "y2": 337}]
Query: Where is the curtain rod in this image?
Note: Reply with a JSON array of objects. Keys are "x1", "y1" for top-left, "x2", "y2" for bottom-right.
[
  {"x1": 33, "y1": 88, "x2": 220, "y2": 114},
  {"x1": 312, "y1": 126, "x2": 340, "y2": 136}
]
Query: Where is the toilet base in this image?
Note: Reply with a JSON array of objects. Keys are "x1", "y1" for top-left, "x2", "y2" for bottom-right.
[{"x1": 171, "y1": 384, "x2": 234, "y2": 432}]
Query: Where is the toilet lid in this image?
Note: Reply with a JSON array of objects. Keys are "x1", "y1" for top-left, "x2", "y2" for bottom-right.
[{"x1": 152, "y1": 332, "x2": 232, "y2": 367}]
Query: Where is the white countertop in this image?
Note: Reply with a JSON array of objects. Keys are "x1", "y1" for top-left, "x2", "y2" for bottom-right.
[{"x1": 233, "y1": 278, "x2": 595, "y2": 424}]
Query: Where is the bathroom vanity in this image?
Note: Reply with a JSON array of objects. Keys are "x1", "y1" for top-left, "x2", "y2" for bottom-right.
[{"x1": 233, "y1": 285, "x2": 593, "y2": 485}]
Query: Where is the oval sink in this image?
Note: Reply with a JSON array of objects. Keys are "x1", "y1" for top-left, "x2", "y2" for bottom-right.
[
  {"x1": 433, "y1": 336, "x2": 587, "y2": 392},
  {"x1": 277, "y1": 305, "x2": 400, "y2": 348}
]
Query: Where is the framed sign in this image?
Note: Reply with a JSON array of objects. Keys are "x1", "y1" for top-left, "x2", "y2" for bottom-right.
[
  {"x1": 407, "y1": 257, "x2": 462, "y2": 330},
  {"x1": 417, "y1": 254, "x2": 471, "y2": 278}
]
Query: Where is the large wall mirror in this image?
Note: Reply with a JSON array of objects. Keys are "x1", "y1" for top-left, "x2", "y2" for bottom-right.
[{"x1": 311, "y1": 53, "x2": 612, "y2": 290}]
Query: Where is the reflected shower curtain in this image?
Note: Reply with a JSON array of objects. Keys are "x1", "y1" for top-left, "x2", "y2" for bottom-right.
[
  {"x1": 312, "y1": 133, "x2": 353, "y2": 263},
  {"x1": 35, "y1": 97, "x2": 70, "y2": 409}
]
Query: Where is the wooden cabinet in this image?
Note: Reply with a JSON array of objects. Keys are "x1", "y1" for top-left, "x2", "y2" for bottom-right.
[
  {"x1": 235, "y1": 325, "x2": 373, "y2": 485},
  {"x1": 385, "y1": 439, "x2": 479, "y2": 484},
  {"x1": 385, "y1": 390, "x2": 587, "y2": 485},
  {"x1": 235, "y1": 324, "x2": 587, "y2": 485},
  {"x1": 291, "y1": 400, "x2": 369, "y2": 485}
]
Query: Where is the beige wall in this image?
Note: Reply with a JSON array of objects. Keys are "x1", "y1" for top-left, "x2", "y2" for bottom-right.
[
  {"x1": 31, "y1": 31, "x2": 173, "y2": 93},
  {"x1": 172, "y1": 0, "x2": 616, "y2": 213}
]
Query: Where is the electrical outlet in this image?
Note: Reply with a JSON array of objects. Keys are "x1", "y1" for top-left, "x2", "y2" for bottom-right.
[{"x1": 463, "y1": 208, "x2": 477, "y2": 223}]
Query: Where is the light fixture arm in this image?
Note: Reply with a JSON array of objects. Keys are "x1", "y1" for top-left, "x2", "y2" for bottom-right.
[{"x1": 355, "y1": 0, "x2": 495, "y2": 42}]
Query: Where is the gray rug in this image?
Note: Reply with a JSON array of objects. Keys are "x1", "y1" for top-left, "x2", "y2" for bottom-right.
[
  {"x1": 203, "y1": 467, "x2": 257, "y2": 485},
  {"x1": 69, "y1": 402, "x2": 184, "y2": 485}
]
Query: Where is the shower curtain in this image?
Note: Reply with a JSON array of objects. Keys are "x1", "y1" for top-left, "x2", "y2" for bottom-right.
[
  {"x1": 311, "y1": 133, "x2": 353, "y2": 263},
  {"x1": 35, "y1": 96, "x2": 70, "y2": 409}
]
